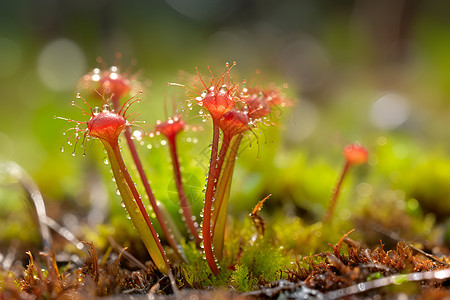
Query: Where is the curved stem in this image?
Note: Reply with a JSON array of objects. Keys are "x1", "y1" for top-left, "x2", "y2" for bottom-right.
[
  {"x1": 202, "y1": 122, "x2": 221, "y2": 276},
  {"x1": 323, "y1": 161, "x2": 351, "y2": 223},
  {"x1": 104, "y1": 140, "x2": 169, "y2": 274},
  {"x1": 113, "y1": 95, "x2": 182, "y2": 259},
  {"x1": 124, "y1": 127, "x2": 182, "y2": 259},
  {"x1": 211, "y1": 134, "x2": 243, "y2": 260},
  {"x1": 168, "y1": 136, "x2": 202, "y2": 246}
]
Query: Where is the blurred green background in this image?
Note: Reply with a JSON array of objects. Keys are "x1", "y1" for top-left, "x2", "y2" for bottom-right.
[{"x1": 2, "y1": 0, "x2": 450, "y2": 250}]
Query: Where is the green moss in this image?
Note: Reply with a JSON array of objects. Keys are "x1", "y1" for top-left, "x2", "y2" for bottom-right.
[
  {"x1": 230, "y1": 265, "x2": 257, "y2": 292},
  {"x1": 179, "y1": 218, "x2": 291, "y2": 292}
]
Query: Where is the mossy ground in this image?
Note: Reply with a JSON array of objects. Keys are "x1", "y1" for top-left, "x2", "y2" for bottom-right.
[{"x1": 2, "y1": 191, "x2": 450, "y2": 299}]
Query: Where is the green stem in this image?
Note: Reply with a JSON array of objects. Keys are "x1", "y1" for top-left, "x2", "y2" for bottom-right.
[
  {"x1": 202, "y1": 123, "x2": 221, "y2": 276},
  {"x1": 102, "y1": 139, "x2": 169, "y2": 274},
  {"x1": 211, "y1": 134, "x2": 243, "y2": 260}
]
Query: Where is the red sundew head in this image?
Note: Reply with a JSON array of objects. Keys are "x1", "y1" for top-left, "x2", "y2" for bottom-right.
[
  {"x1": 78, "y1": 66, "x2": 132, "y2": 107},
  {"x1": 87, "y1": 109, "x2": 127, "y2": 143},
  {"x1": 344, "y1": 144, "x2": 368, "y2": 165},
  {"x1": 240, "y1": 87, "x2": 271, "y2": 120},
  {"x1": 181, "y1": 63, "x2": 242, "y2": 122},
  {"x1": 200, "y1": 85, "x2": 236, "y2": 121},
  {"x1": 219, "y1": 110, "x2": 251, "y2": 137},
  {"x1": 56, "y1": 93, "x2": 140, "y2": 150},
  {"x1": 155, "y1": 116, "x2": 186, "y2": 141},
  {"x1": 99, "y1": 67, "x2": 131, "y2": 99}
]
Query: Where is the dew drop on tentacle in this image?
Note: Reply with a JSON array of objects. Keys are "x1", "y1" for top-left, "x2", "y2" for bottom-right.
[
  {"x1": 116, "y1": 189, "x2": 121, "y2": 196},
  {"x1": 60, "y1": 147, "x2": 64, "y2": 152},
  {"x1": 102, "y1": 104, "x2": 111, "y2": 112},
  {"x1": 93, "y1": 107, "x2": 101, "y2": 114},
  {"x1": 103, "y1": 157, "x2": 109, "y2": 165},
  {"x1": 75, "y1": 93, "x2": 81, "y2": 99}
]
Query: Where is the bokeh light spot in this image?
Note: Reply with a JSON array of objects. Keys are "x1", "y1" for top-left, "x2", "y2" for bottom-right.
[
  {"x1": 37, "y1": 39, "x2": 86, "y2": 91},
  {"x1": 370, "y1": 93, "x2": 410, "y2": 130}
]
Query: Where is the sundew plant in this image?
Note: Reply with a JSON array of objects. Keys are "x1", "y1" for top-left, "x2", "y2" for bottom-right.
[{"x1": 56, "y1": 62, "x2": 290, "y2": 279}]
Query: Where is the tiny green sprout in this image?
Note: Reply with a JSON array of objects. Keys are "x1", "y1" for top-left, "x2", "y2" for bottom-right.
[
  {"x1": 56, "y1": 93, "x2": 170, "y2": 274},
  {"x1": 323, "y1": 143, "x2": 368, "y2": 222}
]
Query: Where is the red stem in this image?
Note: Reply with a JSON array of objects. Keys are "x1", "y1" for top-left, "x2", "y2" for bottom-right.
[
  {"x1": 124, "y1": 127, "x2": 182, "y2": 258},
  {"x1": 323, "y1": 161, "x2": 351, "y2": 222},
  {"x1": 110, "y1": 141, "x2": 169, "y2": 268},
  {"x1": 214, "y1": 134, "x2": 232, "y2": 190},
  {"x1": 167, "y1": 136, "x2": 202, "y2": 246},
  {"x1": 202, "y1": 122, "x2": 221, "y2": 276}
]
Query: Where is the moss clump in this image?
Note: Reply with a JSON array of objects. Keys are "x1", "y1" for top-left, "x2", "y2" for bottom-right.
[{"x1": 178, "y1": 217, "x2": 292, "y2": 292}]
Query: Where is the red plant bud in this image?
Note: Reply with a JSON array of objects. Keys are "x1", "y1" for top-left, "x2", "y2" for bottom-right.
[
  {"x1": 219, "y1": 110, "x2": 251, "y2": 137},
  {"x1": 87, "y1": 109, "x2": 127, "y2": 143},
  {"x1": 56, "y1": 93, "x2": 140, "y2": 152},
  {"x1": 240, "y1": 88, "x2": 271, "y2": 120},
  {"x1": 344, "y1": 144, "x2": 368, "y2": 165},
  {"x1": 200, "y1": 85, "x2": 236, "y2": 121},
  {"x1": 78, "y1": 66, "x2": 132, "y2": 107},
  {"x1": 155, "y1": 116, "x2": 186, "y2": 141}
]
